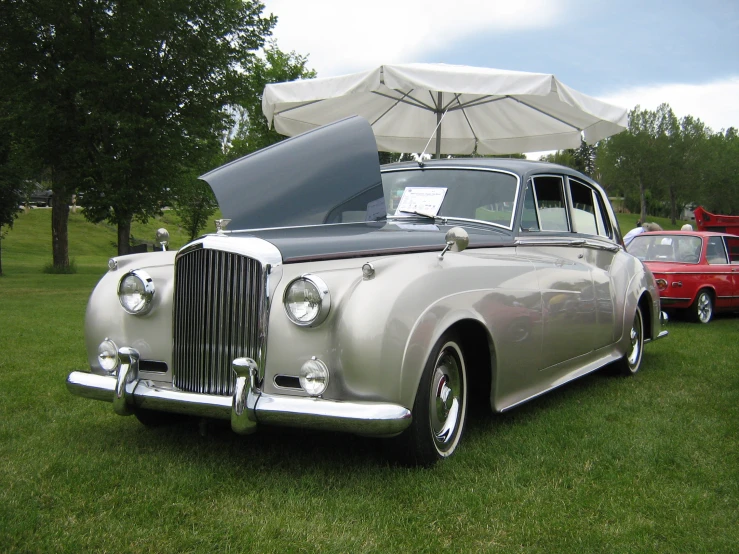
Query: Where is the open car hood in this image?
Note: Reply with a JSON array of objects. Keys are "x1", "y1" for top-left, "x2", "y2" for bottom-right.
[{"x1": 200, "y1": 116, "x2": 383, "y2": 231}]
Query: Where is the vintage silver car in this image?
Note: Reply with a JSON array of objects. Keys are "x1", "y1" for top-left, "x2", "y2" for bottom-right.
[{"x1": 67, "y1": 116, "x2": 667, "y2": 465}]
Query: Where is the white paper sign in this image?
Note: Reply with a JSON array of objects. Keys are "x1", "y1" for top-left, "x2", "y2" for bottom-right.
[
  {"x1": 395, "y1": 187, "x2": 447, "y2": 217},
  {"x1": 365, "y1": 197, "x2": 386, "y2": 221}
]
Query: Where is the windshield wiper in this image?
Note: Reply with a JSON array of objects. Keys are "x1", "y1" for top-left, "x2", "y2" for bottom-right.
[{"x1": 391, "y1": 209, "x2": 443, "y2": 221}]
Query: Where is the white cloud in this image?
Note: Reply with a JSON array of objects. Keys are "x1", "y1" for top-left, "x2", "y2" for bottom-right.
[
  {"x1": 525, "y1": 78, "x2": 739, "y2": 159},
  {"x1": 598, "y1": 77, "x2": 739, "y2": 134},
  {"x1": 262, "y1": 0, "x2": 566, "y2": 76}
]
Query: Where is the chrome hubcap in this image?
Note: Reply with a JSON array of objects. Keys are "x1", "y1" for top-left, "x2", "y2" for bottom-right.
[
  {"x1": 697, "y1": 294, "x2": 712, "y2": 323},
  {"x1": 429, "y1": 344, "x2": 465, "y2": 453},
  {"x1": 626, "y1": 312, "x2": 642, "y2": 368}
]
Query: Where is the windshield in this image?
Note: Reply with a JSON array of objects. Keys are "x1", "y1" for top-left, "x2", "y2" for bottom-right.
[
  {"x1": 627, "y1": 234, "x2": 702, "y2": 264},
  {"x1": 382, "y1": 168, "x2": 519, "y2": 230}
]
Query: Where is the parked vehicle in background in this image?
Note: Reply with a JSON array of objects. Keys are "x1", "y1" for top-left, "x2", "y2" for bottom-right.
[
  {"x1": 28, "y1": 185, "x2": 53, "y2": 207},
  {"x1": 66, "y1": 116, "x2": 668, "y2": 465},
  {"x1": 694, "y1": 206, "x2": 739, "y2": 236},
  {"x1": 627, "y1": 230, "x2": 739, "y2": 323}
]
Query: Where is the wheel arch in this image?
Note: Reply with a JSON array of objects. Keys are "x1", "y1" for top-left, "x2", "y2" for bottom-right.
[
  {"x1": 401, "y1": 314, "x2": 495, "y2": 414},
  {"x1": 638, "y1": 292, "x2": 654, "y2": 341}
]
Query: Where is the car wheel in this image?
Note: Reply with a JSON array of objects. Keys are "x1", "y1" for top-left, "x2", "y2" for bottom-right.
[
  {"x1": 690, "y1": 290, "x2": 713, "y2": 324},
  {"x1": 391, "y1": 332, "x2": 468, "y2": 466},
  {"x1": 617, "y1": 306, "x2": 644, "y2": 376}
]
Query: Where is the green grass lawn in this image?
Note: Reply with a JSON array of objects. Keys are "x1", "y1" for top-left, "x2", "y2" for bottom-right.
[{"x1": 1, "y1": 209, "x2": 737, "y2": 552}]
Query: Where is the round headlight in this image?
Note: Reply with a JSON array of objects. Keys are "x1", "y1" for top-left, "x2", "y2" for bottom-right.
[
  {"x1": 299, "y1": 357, "x2": 330, "y2": 396},
  {"x1": 118, "y1": 269, "x2": 155, "y2": 315},
  {"x1": 98, "y1": 338, "x2": 119, "y2": 374},
  {"x1": 283, "y1": 275, "x2": 330, "y2": 327}
]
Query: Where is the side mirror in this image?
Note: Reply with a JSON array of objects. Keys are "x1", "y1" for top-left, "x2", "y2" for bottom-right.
[{"x1": 438, "y1": 227, "x2": 469, "y2": 259}]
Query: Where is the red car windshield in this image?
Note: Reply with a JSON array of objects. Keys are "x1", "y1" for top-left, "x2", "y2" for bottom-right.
[{"x1": 628, "y1": 234, "x2": 702, "y2": 263}]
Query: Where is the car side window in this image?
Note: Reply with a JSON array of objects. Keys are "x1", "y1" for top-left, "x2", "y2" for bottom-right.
[
  {"x1": 527, "y1": 176, "x2": 568, "y2": 231},
  {"x1": 521, "y1": 180, "x2": 540, "y2": 231},
  {"x1": 569, "y1": 179, "x2": 612, "y2": 238},
  {"x1": 706, "y1": 236, "x2": 728, "y2": 264},
  {"x1": 726, "y1": 237, "x2": 739, "y2": 263}
]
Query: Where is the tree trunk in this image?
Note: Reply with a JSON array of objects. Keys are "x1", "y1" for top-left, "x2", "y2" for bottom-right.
[
  {"x1": 639, "y1": 177, "x2": 647, "y2": 223},
  {"x1": 669, "y1": 187, "x2": 677, "y2": 225},
  {"x1": 51, "y1": 187, "x2": 71, "y2": 269},
  {"x1": 117, "y1": 216, "x2": 132, "y2": 256}
]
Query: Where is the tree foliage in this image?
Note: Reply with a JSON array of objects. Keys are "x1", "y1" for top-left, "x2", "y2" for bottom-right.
[
  {"x1": 0, "y1": 125, "x2": 24, "y2": 276},
  {"x1": 171, "y1": 138, "x2": 222, "y2": 241},
  {"x1": 597, "y1": 104, "x2": 737, "y2": 220},
  {"x1": 226, "y1": 41, "x2": 316, "y2": 160},
  {"x1": 1, "y1": 0, "x2": 276, "y2": 260}
]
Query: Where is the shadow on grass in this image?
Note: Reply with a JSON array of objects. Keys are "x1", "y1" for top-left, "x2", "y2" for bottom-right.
[
  {"x1": 61, "y1": 358, "x2": 657, "y2": 476},
  {"x1": 66, "y1": 411, "x2": 392, "y2": 476}
]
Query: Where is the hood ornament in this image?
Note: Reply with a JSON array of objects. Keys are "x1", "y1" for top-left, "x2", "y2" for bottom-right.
[
  {"x1": 155, "y1": 228, "x2": 169, "y2": 251},
  {"x1": 214, "y1": 219, "x2": 232, "y2": 234}
]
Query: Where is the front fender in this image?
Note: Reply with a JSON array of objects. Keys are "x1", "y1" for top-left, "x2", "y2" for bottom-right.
[
  {"x1": 619, "y1": 256, "x2": 661, "y2": 347},
  {"x1": 333, "y1": 248, "x2": 541, "y2": 409},
  {"x1": 84, "y1": 252, "x2": 177, "y2": 375}
]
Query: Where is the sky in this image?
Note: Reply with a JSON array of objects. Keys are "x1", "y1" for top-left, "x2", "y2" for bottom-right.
[{"x1": 261, "y1": 0, "x2": 739, "y2": 138}]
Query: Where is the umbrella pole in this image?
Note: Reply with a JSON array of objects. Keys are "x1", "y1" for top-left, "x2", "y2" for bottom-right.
[{"x1": 435, "y1": 92, "x2": 442, "y2": 159}]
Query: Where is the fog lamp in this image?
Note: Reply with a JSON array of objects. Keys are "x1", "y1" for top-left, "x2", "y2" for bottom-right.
[
  {"x1": 98, "y1": 338, "x2": 119, "y2": 374},
  {"x1": 118, "y1": 269, "x2": 155, "y2": 315},
  {"x1": 299, "y1": 357, "x2": 329, "y2": 397}
]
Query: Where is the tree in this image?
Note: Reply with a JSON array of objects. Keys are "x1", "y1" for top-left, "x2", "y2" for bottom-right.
[
  {"x1": 0, "y1": 162, "x2": 26, "y2": 277},
  {"x1": 0, "y1": 103, "x2": 39, "y2": 275},
  {"x1": 542, "y1": 142, "x2": 596, "y2": 176},
  {"x1": 667, "y1": 115, "x2": 710, "y2": 224},
  {"x1": 698, "y1": 127, "x2": 739, "y2": 215},
  {"x1": 1, "y1": 0, "x2": 277, "y2": 261},
  {"x1": 226, "y1": 41, "x2": 316, "y2": 160},
  {"x1": 0, "y1": 1, "x2": 103, "y2": 268},
  {"x1": 598, "y1": 105, "x2": 675, "y2": 222},
  {"x1": 172, "y1": 137, "x2": 223, "y2": 241},
  {"x1": 541, "y1": 149, "x2": 577, "y2": 168}
]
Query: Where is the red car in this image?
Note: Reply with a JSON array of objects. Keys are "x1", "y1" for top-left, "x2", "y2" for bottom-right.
[{"x1": 627, "y1": 230, "x2": 739, "y2": 323}]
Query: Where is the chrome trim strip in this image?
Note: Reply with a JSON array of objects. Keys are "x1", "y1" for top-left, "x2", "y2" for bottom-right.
[
  {"x1": 254, "y1": 395, "x2": 412, "y2": 435},
  {"x1": 644, "y1": 330, "x2": 669, "y2": 343},
  {"x1": 177, "y1": 234, "x2": 283, "y2": 268},
  {"x1": 66, "y1": 371, "x2": 412, "y2": 436},
  {"x1": 113, "y1": 347, "x2": 139, "y2": 416},
  {"x1": 515, "y1": 237, "x2": 588, "y2": 248},
  {"x1": 173, "y1": 247, "x2": 270, "y2": 395},
  {"x1": 380, "y1": 166, "x2": 521, "y2": 231},
  {"x1": 584, "y1": 238, "x2": 621, "y2": 252},
  {"x1": 232, "y1": 358, "x2": 259, "y2": 434},
  {"x1": 652, "y1": 270, "x2": 735, "y2": 275}
]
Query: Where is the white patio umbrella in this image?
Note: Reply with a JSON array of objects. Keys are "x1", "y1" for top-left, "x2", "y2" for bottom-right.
[{"x1": 262, "y1": 63, "x2": 628, "y2": 158}]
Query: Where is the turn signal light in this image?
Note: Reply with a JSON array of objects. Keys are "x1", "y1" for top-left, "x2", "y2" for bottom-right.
[{"x1": 655, "y1": 279, "x2": 668, "y2": 291}]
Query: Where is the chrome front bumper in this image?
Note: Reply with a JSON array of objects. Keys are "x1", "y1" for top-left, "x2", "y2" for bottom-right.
[{"x1": 66, "y1": 348, "x2": 412, "y2": 437}]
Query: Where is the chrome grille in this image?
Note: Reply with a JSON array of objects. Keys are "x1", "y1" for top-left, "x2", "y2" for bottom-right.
[{"x1": 172, "y1": 247, "x2": 266, "y2": 395}]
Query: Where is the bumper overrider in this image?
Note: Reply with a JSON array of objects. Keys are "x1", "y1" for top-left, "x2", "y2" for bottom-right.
[{"x1": 66, "y1": 347, "x2": 412, "y2": 436}]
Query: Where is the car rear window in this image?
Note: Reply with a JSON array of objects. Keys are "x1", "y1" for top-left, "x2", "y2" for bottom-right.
[{"x1": 627, "y1": 235, "x2": 703, "y2": 263}]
